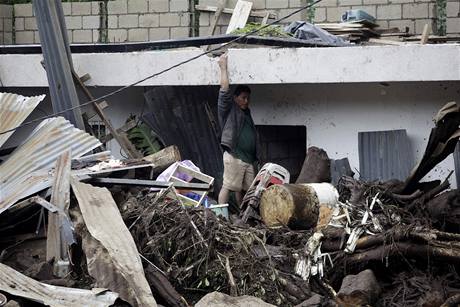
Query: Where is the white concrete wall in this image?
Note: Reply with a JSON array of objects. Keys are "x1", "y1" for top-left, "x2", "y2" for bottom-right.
[
  {"x1": 250, "y1": 81, "x2": 460, "y2": 186},
  {"x1": 1, "y1": 45, "x2": 459, "y2": 87}
]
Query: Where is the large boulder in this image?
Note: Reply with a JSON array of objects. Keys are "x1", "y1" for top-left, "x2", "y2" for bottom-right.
[{"x1": 195, "y1": 292, "x2": 275, "y2": 307}]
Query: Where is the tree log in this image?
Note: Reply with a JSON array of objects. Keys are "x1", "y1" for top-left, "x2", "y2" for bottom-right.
[{"x1": 260, "y1": 184, "x2": 319, "y2": 230}]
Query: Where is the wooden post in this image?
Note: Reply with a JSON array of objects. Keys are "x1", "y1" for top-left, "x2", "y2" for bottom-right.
[
  {"x1": 208, "y1": 0, "x2": 228, "y2": 36},
  {"x1": 46, "y1": 151, "x2": 71, "y2": 261}
]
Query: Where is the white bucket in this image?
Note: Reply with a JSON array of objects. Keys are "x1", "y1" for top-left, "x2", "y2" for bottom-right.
[{"x1": 302, "y1": 183, "x2": 339, "y2": 207}]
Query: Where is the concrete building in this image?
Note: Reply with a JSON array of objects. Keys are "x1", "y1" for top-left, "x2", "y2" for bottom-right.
[{"x1": 1, "y1": 44, "x2": 459, "y2": 186}]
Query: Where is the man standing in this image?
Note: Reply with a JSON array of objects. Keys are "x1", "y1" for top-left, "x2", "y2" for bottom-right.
[{"x1": 217, "y1": 53, "x2": 258, "y2": 209}]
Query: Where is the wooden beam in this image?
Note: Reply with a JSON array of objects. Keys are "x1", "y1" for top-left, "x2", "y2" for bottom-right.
[
  {"x1": 46, "y1": 151, "x2": 71, "y2": 262},
  {"x1": 420, "y1": 24, "x2": 430, "y2": 44},
  {"x1": 99, "y1": 119, "x2": 138, "y2": 144},
  {"x1": 71, "y1": 69, "x2": 142, "y2": 159},
  {"x1": 195, "y1": 4, "x2": 276, "y2": 19},
  {"x1": 208, "y1": 0, "x2": 228, "y2": 36},
  {"x1": 89, "y1": 177, "x2": 211, "y2": 191}
]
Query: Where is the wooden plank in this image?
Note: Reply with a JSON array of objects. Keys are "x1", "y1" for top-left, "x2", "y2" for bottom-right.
[
  {"x1": 226, "y1": 0, "x2": 253, "y2": 34},
  {"x1": 420, "y1": 24, "x2": 430, "y2": 44},
  {"x1": 261, "y1": 12, "x2": 270, "y2": 26},
  {"x1": 89, "y1": 177, "x2": 211, "y2": 191},
  {"x1": 368, "y1": 38, "x2": 406, "y2": 46},
  {"x1": 195, "y1": 4, "x2": 276, "y2": 19},
  {"x1": 46, "y1": 151, "x2": 71, "y2": 262},
  {"x1": 208, "y1": 0, "x2": 227, "y2": 36},
  {"x1": 71, "y1": 69, "x2": 142, "y2": 159}
]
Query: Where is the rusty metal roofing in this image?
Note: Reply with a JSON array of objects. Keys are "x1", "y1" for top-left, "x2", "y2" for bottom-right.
[
  {"x1": 0, "y1": 116, "x2": 101, "y2": 186},
  {"x1": 0, "y1": 92, "x2": 45, "y2": 148},
  {"x1": 71, "y1": 180, "x2": 157, "y2": 307},
  {"x1": 0, "y1": 262, "x2": 118, "y2": 307}
]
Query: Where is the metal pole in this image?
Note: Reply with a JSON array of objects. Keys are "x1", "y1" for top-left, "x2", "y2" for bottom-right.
[{"x1": 33, "y1": 0, "x2": 85, "y2": 130}]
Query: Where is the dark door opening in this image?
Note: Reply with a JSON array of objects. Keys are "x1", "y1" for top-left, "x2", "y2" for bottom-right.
[{"x1": 256, "y1": 125, "x2": 307, "y2": 183}]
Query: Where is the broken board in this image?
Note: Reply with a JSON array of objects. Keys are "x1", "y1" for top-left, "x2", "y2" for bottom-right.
[{"x1": 226, "y1": 0, "x2": 253, "y2": 34}]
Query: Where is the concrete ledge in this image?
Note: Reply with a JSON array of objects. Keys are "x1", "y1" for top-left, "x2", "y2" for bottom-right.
[{"x1": 0, "y1": 44, "x2": 458, "y2": 87}]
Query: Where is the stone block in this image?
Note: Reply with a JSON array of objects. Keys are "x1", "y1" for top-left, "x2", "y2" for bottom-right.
[
  {"x1": 339, "y1": 0, "x2": 362, "y2": 6},
  {"x1": 327, "y1": 6, "x2": 350, "y2": 21},
  {"x1": 108, "y1": 15, "x2": 118, "y2": 28},
  {"x1": 170, "y1": 27, "x2": 189, "y2": 38},
  {"x1": 4, "y1": 32, "x2": 12, "y2": 44},
  {"x1": 15, "y1": 17, "x2": 24, "y2": 31},
  {"x1": 389, "y1": 19, "x2": 414, "y2": 33},
  {"x1": 217, "y1": 13, "x2": 231, "y2": 26},
  {"x1": 108, "y1": 29, "x2": 128, "y2": 42},
  {"x1": 108, "y1": 0, "x2": 128, "y2": 14},
  {"x1": 351, "y1": 5, "x2": 376, "y2": 17},
  {"x1": 83, "y1": 15, "x2": 100, "y2": 29},
  {"x1": 15, "y1": 31, "x2": 34, "y2": 44},
  {"x1": 24, "y1": 17, "x2": 37, "y2": 30},
  {"x1": 72, "y1": 2, "x2": 91, "y2": 15},
  {"x1": 0, "y1": 4, "x2": 13, "y2": 18},
  {"x1": 3, "y1": 18, "x2": 11, "y2": 31},
  {"x1": 128, "y1": 0, "x2": 148, "y2": 13},
  {"x1": 402, "y1": 3, "x2": 429, "y2": 19},
  {"x1": 195, "y1": 292, "x2": 275, "y2": 307},
  {"x1": 377, "y1": 4, "x2": 401, "y2": 19},
  {"x1": 267, "y1": 0, "x2": 289, "y2": 8},
  {"x1": 375, "y1": 19, "x2": 388, "y2": 27},
  {"x1": 317, "y1": 0, "x2": 338, "y2": 7},
  {"x1": 251, "y1": 0, "x2": 267, "y2": 9},
  {"x1": 277, "y1": 9, "x2": 303, "y2": 22},
  {"x1": 14, "y1": 4, "x2": 33, "y2": 17},
  {"x1": 389, "y1": 0, "x2": 412, "y2": 4},
  {"x1": 314, "y1": 7, "x2": 327, "y2": 22},
  {"x1": 363, "y1": 0, "x2": 387, "y2": 5},
  {"x1": 149, "y1": 27, "x2": 170, "y2": 40},
  {"x1": 290, "y1": 0, "x2": 306, "y2": 8},
  {"x1": 62, "y1": 2, "x2": 71, "y2": 15},
  {"x1": 93, "y1": 29, "x2": 100, "y2": 42},
  {"x1": 92, "y1": 2, "x2": 102, "y2": 15},
  {"x1": 139, "y1": 13, "x2": 160, "y2": 27},
  {"x1": 128, "y1": 28, "x2": 149, "y2": 41},
  {"x1": 447, "y1": 17, "x2": 460, "y2": 33},
  {"x1": 447, "y1": 1, "x2": 460, "y2": 17},
  {"x1": 0, "y1": 19, "x2": 3, "y2": 31},
  {"x1": 73, "y1": 29, "x2": 93, "y2": 43},
  {"x1": 199, "y1": 26, "x2": 211, "y2": 35},
  {"x1": 65, "y1": 16, "x2": 82, "y2": 30},
  {"x1": 160, "y1": 13, "x2": 181, "y2": 26},
  {"x1": 119, "y1": 14, "x2": 139, "y2": 28},
  {"x1": 148, "y1": 0, "x2": 169, "y2": 12},
  {"x1": 34, "y1": 31, "x2": 40, "y2": 44},
  {"x1": 170, "y1": 0, "x2": 189, "y2": 12},
  {"x1": 415, "y1": 19, "x2": 432, "y2": 34},
  {"x1": 180, "y1": 12, "x2": 191, "y2": 26},
  {"x1": 199, "y1": 13, "x2": 210, "y2": 26}
]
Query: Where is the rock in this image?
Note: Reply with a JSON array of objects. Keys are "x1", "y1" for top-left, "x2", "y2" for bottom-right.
[
  {"x1": 4, "y1": 300, "x2": 22, "y2": 307},
  {"x1": 336, "y1": 269, "x2": 381, "y2": 306},
  {"x1": 195, "y1": 292, "x2": 275, "y2": 307},
  {"x1": 296, "y1": 147, "x2": 331, "y2": 184}
]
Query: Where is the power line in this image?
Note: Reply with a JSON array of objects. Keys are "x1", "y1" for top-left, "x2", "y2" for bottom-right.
[{"x1": 0, "y1": 0, "x2": 322, "y2": 136}]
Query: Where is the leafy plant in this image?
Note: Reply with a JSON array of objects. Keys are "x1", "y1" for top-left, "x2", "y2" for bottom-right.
[
  {"x1": 232, "y1": 23, "x2": 292, "y2": 38},
  {"x1": 127, "y1": 121, "x2": 163, "y2": 156}
]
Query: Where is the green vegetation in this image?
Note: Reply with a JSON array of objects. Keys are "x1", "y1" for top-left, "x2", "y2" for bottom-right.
[{"x1": 231, "y1": 23, "x2": 292, "y2": 38}]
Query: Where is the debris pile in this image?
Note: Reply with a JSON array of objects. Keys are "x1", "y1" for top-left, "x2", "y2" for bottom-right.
[{"x1": 2, "y1": 96, "x2": 460, "y2": 306}]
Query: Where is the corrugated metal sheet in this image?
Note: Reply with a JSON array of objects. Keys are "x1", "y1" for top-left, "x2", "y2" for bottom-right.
[
  {"x1": 143, "y1": 86, "x2": 223, "y2": 191},
  {"x1": 358, "y1": 129, "x2": 413, "y2": 181},
  {"x1": 0, "y1": 92, "x2": 45, "y2": 148},
  {"x1": 71, "y1": 180, "x2": 157, "y2": 307},
  {"x1": 0, "y1": 162, "x2": 154, "y2": 214},
  {"x1": 0, "y1": 116, "x2": 101, "y2": 186},
  {"x1": 0, "y1": 262, "x2": 118, "y2": 307}
]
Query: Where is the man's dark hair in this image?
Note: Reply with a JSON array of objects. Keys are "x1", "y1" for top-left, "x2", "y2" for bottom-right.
[{"x1": 234, "y1": 85, "x2": 251, "y2": 97}]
